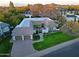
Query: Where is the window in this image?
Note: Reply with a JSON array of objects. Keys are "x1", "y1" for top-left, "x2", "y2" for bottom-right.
[{"x1": 3, "y1": 27, "x2": 9, "y2": 32}]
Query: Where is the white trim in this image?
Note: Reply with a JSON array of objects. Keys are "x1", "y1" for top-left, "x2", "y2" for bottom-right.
[
  {"x1": 13, "y1": 36, "x2": 16, "y2": 40},
  {"x1": 22, "y1": 35, "x2": 24, "y2": 40},
  {"x1": 30, "y1": 35, "x2": 33, "y2": 39},
  {"x1": 29, "y1": 15, "x2": 32, "y2": 18}
]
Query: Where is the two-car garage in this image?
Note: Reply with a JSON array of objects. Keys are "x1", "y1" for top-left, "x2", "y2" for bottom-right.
[{"x1": 11, "y1": 21, "x2": 34, "y2": 56}]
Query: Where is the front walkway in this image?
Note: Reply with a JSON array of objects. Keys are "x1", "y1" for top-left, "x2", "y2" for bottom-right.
[{"x1": 33, "y1": 33, "x2": 44, "y2": 43}]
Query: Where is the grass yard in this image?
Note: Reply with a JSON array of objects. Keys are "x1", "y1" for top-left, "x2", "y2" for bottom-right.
[
  {"x1": 33, "y1": 32, "x2": 77, "y2": 51},
  {"x1": 0, "y1": 36, "x2": 13, "y2": 54}
]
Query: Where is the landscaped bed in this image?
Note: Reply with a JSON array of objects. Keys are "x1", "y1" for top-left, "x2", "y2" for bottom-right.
[{"x1": 33, "y1": 32, "x2": 77, "y2": 51}]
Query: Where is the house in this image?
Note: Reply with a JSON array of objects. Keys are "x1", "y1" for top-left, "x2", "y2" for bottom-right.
[
  {"x1": 0, "y1": 22, "x2": 10, "y2": 36},
  {"x1": 11, "y1": 17, "x2": 58, "y2": 56},
  {"x1": 12, "y1": 17, "x2": 58, "y2": 41}
]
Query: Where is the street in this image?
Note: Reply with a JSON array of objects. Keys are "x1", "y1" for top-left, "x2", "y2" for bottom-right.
[{"x1": 43, "y1": 41, "x2": 79, "y2": 57}]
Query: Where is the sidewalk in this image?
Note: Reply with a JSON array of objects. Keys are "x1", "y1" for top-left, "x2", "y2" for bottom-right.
[{"x1": 28, "y1": 38, "x2": 79, "y2": 57}]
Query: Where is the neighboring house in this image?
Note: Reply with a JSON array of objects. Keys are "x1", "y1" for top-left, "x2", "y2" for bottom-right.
[
  {"x1": 24, "y1": 10, "x2": 32, "y2": 18},
  {"x1": 0, "y1": 22, "x2": 10, "y2": 36},
  {"x1": 12, "y1": 17, "x2": 58, "y2": 41},
  {"x1": 65, "y1": 13, "x2": 79, "y2": 21},
  {"x1": 75, "y1": 15, "x2": 79, "y2": 22}
]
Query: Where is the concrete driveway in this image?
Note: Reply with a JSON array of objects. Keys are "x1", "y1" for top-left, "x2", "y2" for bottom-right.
[
  {"x1": 43, "y1": 41, "x2": 79, "y2": 57},
  {"x1": 11, "y1": 39, "x2": 36, "y2": 57}
]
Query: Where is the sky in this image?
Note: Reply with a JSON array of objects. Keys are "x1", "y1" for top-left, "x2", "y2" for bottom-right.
[{"x1": 0, "y1": 0, "x2": 79, "y2": 6}]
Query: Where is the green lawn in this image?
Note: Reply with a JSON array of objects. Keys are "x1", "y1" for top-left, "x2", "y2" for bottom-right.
[
  {"x1": 33, "y1": 32, "x2": 76, "y2": 51},
  {"x1": 0, "y1": 36, "x2": 13, "y2": 54}
]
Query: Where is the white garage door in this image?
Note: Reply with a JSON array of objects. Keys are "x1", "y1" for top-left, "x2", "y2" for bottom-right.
[{"x1": 24, "y1": 36, "x2": 31, "y2": 40}]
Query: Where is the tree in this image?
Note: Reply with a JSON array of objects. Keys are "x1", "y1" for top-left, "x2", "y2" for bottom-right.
[
  {"x1": 0, "y1": 13, "x2": 5, "y2": 22},
  {"x1": 9, "y1": 1, "x2": 16, "y2": 15},
  {"x1": 56, "y1": 16, "x2": 66, "y2": 28},
  {"x1": 0, "y1": 10, "x2": 5, "y2": 22},
  {"x1": 16, "y1": 4, "x2": 30, "y2": 13},
  {"x1": 30, "y1": 4, "x2": 43, "y2": 16}
]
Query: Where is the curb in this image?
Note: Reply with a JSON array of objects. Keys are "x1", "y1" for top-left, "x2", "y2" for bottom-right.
[{"x1": 28, "y1": 38, "x2": 79, "y2": 57}]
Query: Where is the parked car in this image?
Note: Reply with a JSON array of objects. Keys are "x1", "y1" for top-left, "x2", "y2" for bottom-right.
[{"x1": 0, "y1": 22, "x2": 10, "y2": 36}]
